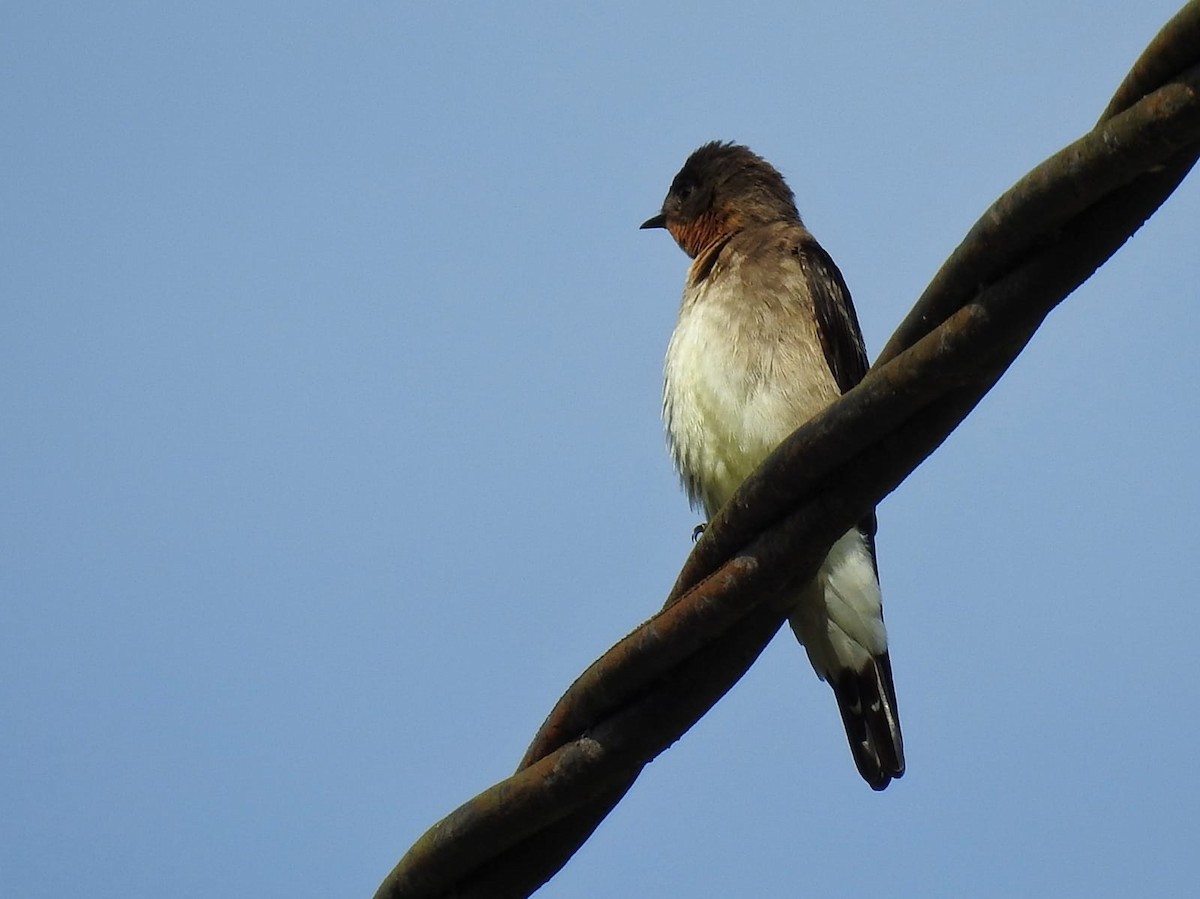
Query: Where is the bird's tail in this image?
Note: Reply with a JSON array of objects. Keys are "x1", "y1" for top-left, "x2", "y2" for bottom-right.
[{"x1": 831, "y1": 652, "x2": 905, "y2": 791}]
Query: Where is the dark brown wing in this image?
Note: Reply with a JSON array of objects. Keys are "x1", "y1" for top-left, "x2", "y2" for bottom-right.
[
  {"x1": 793, "y1": 237, "x2": 869, "y2": 394},
  {"x1": 792, "y1": 236, "x2": 878, "y2": 561}
]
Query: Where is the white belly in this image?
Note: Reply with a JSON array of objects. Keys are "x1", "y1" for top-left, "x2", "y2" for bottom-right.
[{"x1": 663, "y1": 286, "x2": 836, "y2": 514}]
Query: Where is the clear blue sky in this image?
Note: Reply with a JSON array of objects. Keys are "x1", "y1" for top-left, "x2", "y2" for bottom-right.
[{"x1": 4, "y1": 3, "x2": 1198, "y2": 897}]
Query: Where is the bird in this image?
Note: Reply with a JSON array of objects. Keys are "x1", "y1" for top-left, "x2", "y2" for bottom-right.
[{"x1": 641, "y1": 141, "x2": 904, "y2": 790}]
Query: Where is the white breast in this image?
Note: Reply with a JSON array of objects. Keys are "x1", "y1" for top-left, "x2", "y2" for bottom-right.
[{"x1": 663, "y1": 278, "x2": 838, "y2": 516}]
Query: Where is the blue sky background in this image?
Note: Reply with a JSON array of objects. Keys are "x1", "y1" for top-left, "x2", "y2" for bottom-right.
[{"x1": 4, "y1": 2, "x2": 1199, "y2": 897}]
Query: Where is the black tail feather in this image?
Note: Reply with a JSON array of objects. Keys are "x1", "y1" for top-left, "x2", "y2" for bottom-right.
[{"x1": 831, "y1": 653, "x2": 905, "y2": 791}]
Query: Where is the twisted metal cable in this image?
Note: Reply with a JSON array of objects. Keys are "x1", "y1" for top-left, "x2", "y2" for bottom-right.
[{"x1": 376, "y1": 4, "x2": 1200, "y2": 896}]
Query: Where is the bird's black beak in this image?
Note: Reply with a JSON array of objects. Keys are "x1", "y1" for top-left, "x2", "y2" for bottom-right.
[{"x1": 640, "y1": 213, "x2": 667, "y2": 230}]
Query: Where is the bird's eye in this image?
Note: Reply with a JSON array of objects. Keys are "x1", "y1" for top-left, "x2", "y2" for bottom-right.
[{"x1": 670, "y1": 174, "x2": 696, "y2": 202}]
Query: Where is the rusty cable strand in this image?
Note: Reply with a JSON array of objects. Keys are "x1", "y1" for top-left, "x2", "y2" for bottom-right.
[{"x1": 376, "y1": 5, "x2": 1200, "y2": 897}]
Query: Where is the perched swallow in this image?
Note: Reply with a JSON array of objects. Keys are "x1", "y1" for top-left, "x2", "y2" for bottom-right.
[{"x1": 642, "y1": 141, "x2": 904, "y2": 790}]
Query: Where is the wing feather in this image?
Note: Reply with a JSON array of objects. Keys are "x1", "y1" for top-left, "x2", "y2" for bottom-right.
[{"x1": 793, "y1": 238, "x2": 869, "y2": 394}]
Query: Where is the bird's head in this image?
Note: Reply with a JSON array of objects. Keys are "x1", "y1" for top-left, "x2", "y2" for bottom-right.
[{"x1": 641, "y1": 141, "x2": 801, "y2": 258}]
